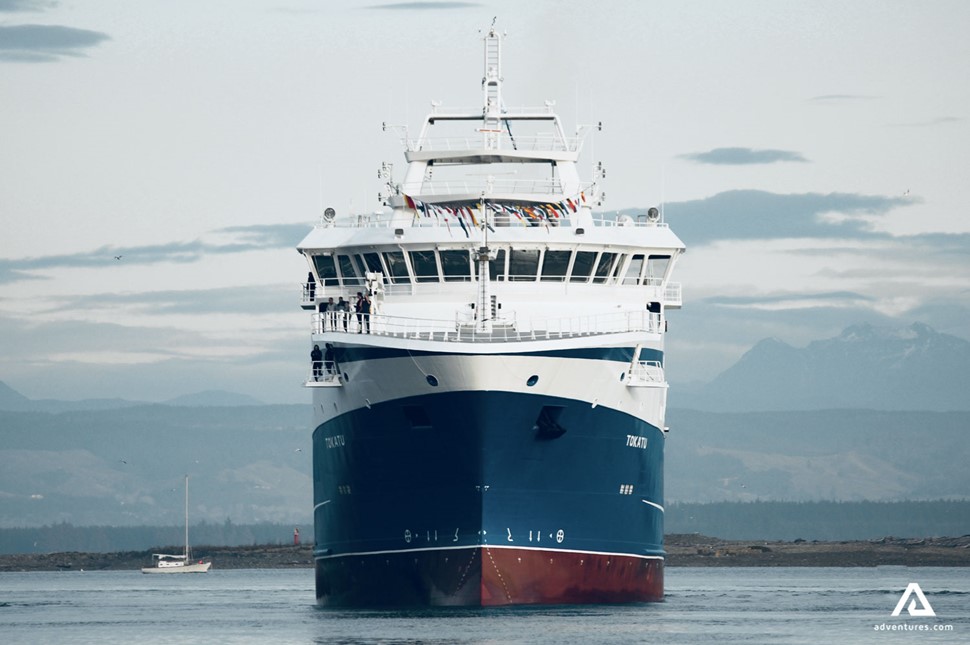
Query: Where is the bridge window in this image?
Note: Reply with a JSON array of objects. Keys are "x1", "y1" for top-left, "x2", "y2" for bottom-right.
[
  {"x1": 409, "y1": 250, "x2": 439, "y2": 283},
  {"x1": 337, "y1": 255, "x2": 363, "y2": 286},
  {"x1": 623, "y1": 254, "x2": 645, "y2": 285},
  {"x1": 611, "y1": 254, "x2": 627, "y2": 282},
  {"x1": 489, "y1": 248, "x2": 506, "y2": 281},
  {"x1": 570, "y1": 251, "x2": 597, "y2": 283},
  {"x1": 313, "y1": 255, "x2": 339, "y2": 287},
  {"x1": 646, "y1": 255, "x2": 671, "y2": 284},
  {"x1": 360, "y1": 252, "x2": 385, "y2": 276},
  {"x1": 540, "y1": 250, "x2": 571, "y2": 282},
  {"x1": 383, "y1": 251, "x2": 411, "y2": 284},
  {"x1": 440, "y1": 250, "x2": 471, "y2": 282},
  {"x1": 508, "y1": 249, "x2": 540, "y2": 282},
  {"x1": 592, "y1": 252, "x2": 617, "y2": 284}
]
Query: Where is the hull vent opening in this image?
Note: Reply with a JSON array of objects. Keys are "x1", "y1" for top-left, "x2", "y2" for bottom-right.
[
  {"x1": 533, "y1": 405, "x2": 567, "y2": 440},
  {"x1": 403, "y1": 405, "x2": 433, "y2": 430}
]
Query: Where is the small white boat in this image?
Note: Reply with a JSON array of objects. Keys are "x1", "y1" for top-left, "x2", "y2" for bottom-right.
[
  {"x1": 142, "y1": 475, "x2": 212, "y2": 574},
  {"x1": 142, "y1": 553, "x2": 211, "y2": 573}
]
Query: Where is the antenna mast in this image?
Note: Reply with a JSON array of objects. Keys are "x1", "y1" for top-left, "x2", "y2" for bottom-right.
[{"x1": 482, "y1": 19, "x2": 502, "y2": 150}]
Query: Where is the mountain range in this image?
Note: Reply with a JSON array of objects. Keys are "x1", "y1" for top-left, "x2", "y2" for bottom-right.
[
  {"x1": 0, "y1": 383, "x2": 264, "y2": 413},
  {"x1": 2, "y1": 322, "x2": 968, "y2": 528},
  {"x1": 677, "y1": 322, "x2": 970, "y2": 411},
  {"x1": 1, "y1": 403, "x2": 311, "y2": 528}
]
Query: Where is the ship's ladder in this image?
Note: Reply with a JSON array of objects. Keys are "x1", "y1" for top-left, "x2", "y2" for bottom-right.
[{"x1": 482, "y1": 25, "x2": 502, "y2": 149}]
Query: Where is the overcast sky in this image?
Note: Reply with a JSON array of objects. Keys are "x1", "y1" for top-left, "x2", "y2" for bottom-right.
[{"x1": 1, "y1": 0, "x2": 968, "y2": 403}]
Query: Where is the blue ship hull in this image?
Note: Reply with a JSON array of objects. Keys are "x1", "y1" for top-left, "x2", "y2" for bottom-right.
[{"x1": 312, "y1": 390, "x2": 665, "y2": 605}]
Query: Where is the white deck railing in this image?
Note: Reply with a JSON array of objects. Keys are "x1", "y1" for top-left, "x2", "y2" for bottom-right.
[
  {"x1": 316, "y1": 211, "x2": 670, "y2": 230},
  {"x1": 404, "y1": 134, "x2": 580, "y2": 153},
  {"x1": 310, "y1": 310, "x2": 662, "y2": 343},
  {"x1": 301, "y1": 281, "x2": 681, "y2": 308},
  {"x1": 627, "y1": 360, "x2": 665, "y2": 385},
  {"x1": 413, "y1": 178, "x2": 574, "y2": 196},
  {"x1": 664, "y1": 283, "x2": 682, "y2": 307}
]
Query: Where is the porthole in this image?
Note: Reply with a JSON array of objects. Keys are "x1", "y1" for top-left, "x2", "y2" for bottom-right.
[
  {"x1": 620, "y1": 372, "x2": 626, "y2": 382},
  {"x1": 526, "y1": 375, "x2": 539, "y2": 387},
  {"x1": 343, "y1": 372, "x2": 350, "y2": 382},
  {"x1": 426, "y1": 374, "x2": 439, "y2": 387}
]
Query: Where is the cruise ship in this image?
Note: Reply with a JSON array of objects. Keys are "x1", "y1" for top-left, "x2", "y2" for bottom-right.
[{"x1": 297, "y1": 25, "x2": 685, "y2": 606}]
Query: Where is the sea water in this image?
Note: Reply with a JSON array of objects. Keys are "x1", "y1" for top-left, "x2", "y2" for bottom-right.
[{"x1": 0, "y1": 567, "x2": 966, "y2": 644}]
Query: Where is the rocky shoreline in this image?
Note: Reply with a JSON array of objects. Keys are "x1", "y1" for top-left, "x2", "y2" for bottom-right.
[
  {"x1": 663, "y1": 533, "x2": 970, "y2": 567},
  {"x1": 2, "y1": 535, "x2": 969, "y2": 572}
]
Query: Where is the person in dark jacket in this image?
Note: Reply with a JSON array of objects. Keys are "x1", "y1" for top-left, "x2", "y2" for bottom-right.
[
  {"x1": 355, "y1": 292, "x2": 365, "y2": 333},
  {"x1": 310, "y1": 344, "x2": 323, "y2": 381},
  {"x1": 307, "y1": 272, "x2": 316, "y2": 301},
  {"x1": 361, "y1": 294, "x2": 371, "y2": 333}
]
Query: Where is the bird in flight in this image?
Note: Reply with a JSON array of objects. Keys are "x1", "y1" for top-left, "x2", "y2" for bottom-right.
[{"x1": 114, "y1": 255, "x2": 123, "y2": 260}]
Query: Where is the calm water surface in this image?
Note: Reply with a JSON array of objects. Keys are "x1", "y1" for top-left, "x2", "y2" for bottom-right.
[{"x1": 1, "y1": 567, "x2": 966, "y2": 644}]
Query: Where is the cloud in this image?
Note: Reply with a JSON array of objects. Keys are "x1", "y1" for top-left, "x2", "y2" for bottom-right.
[
  {"x1": 52, "y1": 285, "x2": 296, "y2": 317},
  {"x1": 680, "y1": 147, "x2": 809, "y2": 165},
  {"x1": 0, "y1": 23, "x2": 109, "y2": 62},
  {"x1": 703, "y1": 291, "x2": 875, "y2": 310},
  {"x1": 0, "y1": 0, "x2": 57, "y2": 12},
  {"x1": 0, "y1": 223, "x2": 309, "y2": 284},
  {"x1": 0, "y1": 313, "x2": 309, "y2": 403},
  {"x1": 809, "y1": 94, "x2": 880, "y2": 103},
  {"x1": 218, "y1": 223, "x2": 311, "y2": 248},
  {"x1": 663, "y1": 190, "x2": 913, "y2": 245},
  {"x1": 888, "y1": 116, "x2": 963, "y2": 127},
  {"x1": 368, "y1": 2, "x2": 480, "y2": 9}
]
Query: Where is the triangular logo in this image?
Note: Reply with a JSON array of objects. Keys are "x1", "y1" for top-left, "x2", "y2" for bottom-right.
[{"x1": 891, "y1": 583, "x2": 936, "y2": 617}]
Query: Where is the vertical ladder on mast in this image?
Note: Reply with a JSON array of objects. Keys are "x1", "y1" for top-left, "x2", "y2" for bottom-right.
[{"x1": 482, "y1": 23, "x2": 502, "y2": 150}]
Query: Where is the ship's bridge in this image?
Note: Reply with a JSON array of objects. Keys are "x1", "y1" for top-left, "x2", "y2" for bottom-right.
[{"x1": 297, "y1": 210, "x2": 685, "y2": 334}]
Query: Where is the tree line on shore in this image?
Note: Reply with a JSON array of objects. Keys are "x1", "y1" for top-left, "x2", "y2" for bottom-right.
[
  {"x1": 2, "y1": 500, "x2": 968, "y2": 554},
  {"x1": 0, "y1": 519, "x2": 311, "y2": 554},
  {"x1": 666, "y1": 499, "x2": 970, "y2": 541}
]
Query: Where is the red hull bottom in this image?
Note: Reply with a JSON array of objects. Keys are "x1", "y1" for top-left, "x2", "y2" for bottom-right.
[{"x1": 315, "y1": 547, "x2": 664, "y2": 606}]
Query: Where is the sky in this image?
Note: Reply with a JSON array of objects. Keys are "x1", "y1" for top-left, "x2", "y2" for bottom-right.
[{"x1": 1, "y1": 0, "x2": 968, "y2": 404}]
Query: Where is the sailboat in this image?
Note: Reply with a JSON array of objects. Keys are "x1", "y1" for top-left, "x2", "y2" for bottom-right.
[{"x1": 141, "y1": 475, "x2": 212, "y2": 574}]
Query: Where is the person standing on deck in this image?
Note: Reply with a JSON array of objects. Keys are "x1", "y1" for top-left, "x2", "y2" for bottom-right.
[
  {"x1": 310, "y1": 344, "x2": 323, "y2": 381},
  {"x1": 324, "y1": 343, "x2": 336, "y2": 375},
  {"x1": 317, "y1": 298, "x2": 329, "y2": 331},
  {"x1": 355, "y1": 292, "x2": 365, "y2": 333},
  {"x1": 361, "y1": 293, "x2": 371, "y2": 333},
  {"x1": 306, "y1": 272, "x2": 316, "y2": 301},
  {"x1": 337, "y1": 297, "x2": 349, "y2": 331}
]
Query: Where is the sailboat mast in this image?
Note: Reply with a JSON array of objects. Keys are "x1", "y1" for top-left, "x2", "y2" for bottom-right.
[{"x1": 184, "y1": 475, "x2": 190, "y2": 561}]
